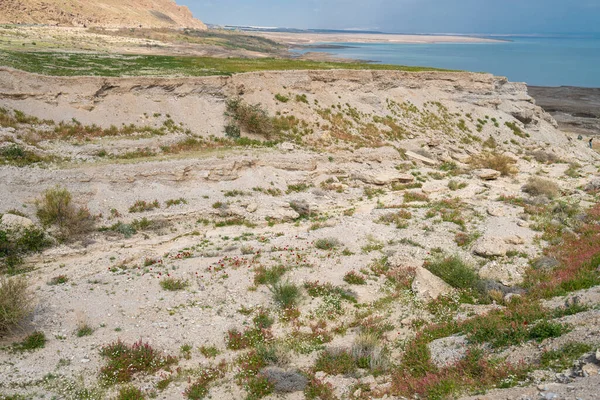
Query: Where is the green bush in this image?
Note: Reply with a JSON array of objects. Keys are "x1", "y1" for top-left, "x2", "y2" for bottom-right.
[
  {"x1": 314, "y1": 349, "x2": 356, "y2": 375},
  {"x1": 424, "y1": 255, "x2": 486, "y2": 300},
  {"x1": 226, "y1": 98, "x2": 274, "y2": 139},
  {"x1": 0, "y1": 226, "x2": 49, "y2": 272},
  {"x1": 12, "y1": 331, "x2": 46, "y2": 351},
  {"x1": 271, "y1": 282, "x2": 301, "y2": 309},
  {"x1": 540, "y1": 342, "x2": 592, "y2": 371},
  {"x1": 117, "y1": 386, "x2": 145, "y2": 400},
  {"x1": 0, "y1": 275, "x2": 34, "y2": 335},
  {"x1": 160, "y1": 278, "x2": 189, "y2": 291},
  {"x1": 36, "y1": 186, "x2": 94, "y2": 241},
  {"x1": 314, "y1": 237, "x2": 341, "y2": 251}
]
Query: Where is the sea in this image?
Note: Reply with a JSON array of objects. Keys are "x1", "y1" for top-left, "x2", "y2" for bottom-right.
[{"x1": 292, "y1": 34, "x2": 600, "y2": 88}]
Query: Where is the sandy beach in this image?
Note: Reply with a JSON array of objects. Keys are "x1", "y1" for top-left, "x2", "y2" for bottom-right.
[{"x1": 253, "y1": 31, "x2": 503, "y2": 45}]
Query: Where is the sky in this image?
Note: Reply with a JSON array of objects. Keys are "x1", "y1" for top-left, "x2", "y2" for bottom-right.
[{"x1": 182, "y1": 0, "x2": 600, "y2": 34}]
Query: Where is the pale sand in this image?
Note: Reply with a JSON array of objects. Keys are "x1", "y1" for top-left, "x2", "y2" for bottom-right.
[{"x1": 254, "y1": 31, "x2": 503, "y2": 45}]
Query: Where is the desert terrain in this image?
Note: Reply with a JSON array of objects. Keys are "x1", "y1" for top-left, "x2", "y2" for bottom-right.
[{"x1": 1, "y1": 10, "x2": 600, "y2": 400}]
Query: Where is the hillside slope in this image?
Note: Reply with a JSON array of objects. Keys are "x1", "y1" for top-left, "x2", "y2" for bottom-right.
[{"x1": 0, "y1": 0, "x2": 206, "y2": 29}]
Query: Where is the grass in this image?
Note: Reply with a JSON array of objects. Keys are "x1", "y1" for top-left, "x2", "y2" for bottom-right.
[
  {"x1": 117, "y1": 386, "x2": 145, "y2": 400},
  {"x1": 76, "y1": 323, "x2": 94, "y2": 337},
  {"x1": 36, "y1": 186, "x2": 94, "y2": 242},
  {"x1": 403, "y1": 192, "x2": 429, "y2": 203},
  {"x1": 270, "y1": 282, "x2": 301, "y2": 309},
  {"x1": 314, "y1": 348, "x2": 356, "y2": 375},
  {"x1": 540, "y1": 342, "x2": 593, "y2": 371},
  {"x1": 0, "y1": 143, "x2": 54, "y2": 167},
  {"x1": 12, "y1": 331, "x2": 46, "y2": 351},
  {"x1": 0, "y1": 51, "x2": 450, "y2": 78},
  {"x1": 165, "y1": 198, "x2": 187, "y2": 207},
  {"x1": 129, "y1": 200, "x2": 160, "y2": 213},
  {"x1": 254, "y1": 265, "x2": 286, "y2": 286},
  {"x1": 314, "y1": 237, "x2": 341, "y2": 251},
  {"x1": 424, "y1": 254, "x2": 487, "y2": 302},
  {"x1": 343, "y1": 271, "x2": 367, "y2": 285},
  {"x1": 199, "y1": 345, "x2": 221, "y2": 358},
  {"x1": 48, "y1": 275, "x2": 69, "y2": 285},
  {"x1": 184, "y1": 364, "x2": 227, "y2": 399},
  {"x1": 99, "y1": 339, "x2": 177, "y2": 384},
  {"x1": 377, "y1": 210, "x2": 412, "y2": 229},
  {"x1": 159, "y1": 277, "x2": 189, "y2": 291},
  {"x1": 0, "y1": 275, "x2": 34, "y2": 334}
]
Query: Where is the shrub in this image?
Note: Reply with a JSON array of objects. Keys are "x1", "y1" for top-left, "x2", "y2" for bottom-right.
[
  {"x1": 529, "y1": 150, "x2": 560, "y2": 164},
  {"x1": 469, "y1": 152, "x2": 517, "y2": 176},
  {"x1": 0, "y1": 226, "x2": 49, "y2": 272},
  {"x1": 13, "y1": 331, "x2": 46, "y2": 351},
  {"x1": 522, "y1": 177, "x2": 560, "y2": 199},
  {"x1": 352, "y1": 332, "x2": 389, "y2": 372},
  {"x1": 271, "y1": 282, "x2": 301, "y2": 309},
  {"x1": 99, "y1": 340, "x2": 177, "y2": 384},
  {"x1": 314, "y1": 237, "x2": 341, "y2": 250},
  {"x1": 129, "y1": 200, "x2": 160, "y2": 213},
  {"x1": 226, "y1": 98, "x2": 275, "y2": 139},
  {"x1": 199, "y1": 345, "x2": 220, "y2": 358},
  {"x1": 35, "y1": 186, "x2": 94, "y2": 241},
  {"x1": 343, "y1": 271, "x2": 366, "y2": 285},
  {"x1": 117, "y1": 386, "x2": 145, "y2": 400},
  {"x1": 225, "y1": 123, "x2": 241, "y2": 139},
  {"x1": 160, "y1": 278, "x2": 189, "y2": 291},
  {"x1": 254, "y1": 265, "x2": 286, "y2": 285},
  {"x1": 448, "y1": 180, "x2": 467, "y2": 191},
  {"x1": 403, "y1": 192, "x2": 429, "y2": 203},
  {"x1": 165, "y1": 198, "x2": 187, "y2": 208},
  {"x1": 0, "y1": 275, "x2": 34, "y2": 335},
  {"x1": 314, "y1": 348, "x2": 356, "y2": 375},
  {"x1": 377, "y1": 210, "x2": 412, "y2": 228},
  {"x1": 274, "y1": 94, "x2": 289, "y2": 103}
]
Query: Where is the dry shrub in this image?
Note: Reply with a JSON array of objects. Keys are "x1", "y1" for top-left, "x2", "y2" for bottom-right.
[
  {"x1": 226, "y1": 98, "x2": 274, "y2": 139},
  {"x1": 0, "y1": 275, "x2": 34, "y2": 335},
  {"x1": 522, "y1": 177, "x2": 560, "y2": 199},
  {"x1": 469, "y1": 152, "x2": 518, "y2": 176},
  {"x1": 35, "y1": 186, "x2": 95, "y2": 241},
  {"x1": 529, "y1": 150, "x2": 561, "y2": 164}
]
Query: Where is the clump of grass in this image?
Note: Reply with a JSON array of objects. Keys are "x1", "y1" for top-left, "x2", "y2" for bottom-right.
[
  {"x1": 76, "y1": 323, "x2": 94, "y2": 337},
  {"x1": 99, "y1": 339, "x2": 178, "y2": 384},
  {"x1": 0, "y1": 144, "x2": 50, "y2": 167},
  {"x1": 469, "y1": 152, "x2": 518, "y2": 176},
  {"x1": 184, "y1": 364, "x2": 227, "y2": 399},
  {"x1": 48, "y1": 275, "x2": 69, "y2": 285},
  {"x1": 314, "y1": 237, "x2": 341, "y2": 251},
  {"x1": 0, "y1": 275, "x2": 34, "y2": 334},
  {"x1": 352, "y1": 332, "x2": 389, "y2": 372},
  {"x1": 254, "y1": 265, "x2": 286, "y2": 286},
  {"x1": 448, "y1": 180, "x2": 468, "y2": 191},
  {"x1": 199, "y1": 345, "x2": 220, "y2": 358},
  {"x1": 129, "y1": 200, "x2": 160, "y2": 213},
  {"x1": 343, "y1": 271, "x2": 366, "y2": 285},
  {"x1": 314, "y1": 348, "x2": 356, "y2": 375},
  {"x1": 271, "y1": 282, "x2": 301, "y2": 309},
  {"x1": 540, "y1": 342, "x2": 593, "y2": 371},
  {"x1": 274, "y1": 94, "x2": 289, "y2": 103},
  {"x1": 160, "y1": 277, "x2": 189, "y2": 291},
  {"x1": 424, "y1": 254, "x2": 487, "y2": 301},
  {"x1": 304, "y1": 281, "x2": 357, "y2": 303},
  {"x1": 286, "y1": 183, "x2": 311, "y2": 194},
  {"x1": 226, "y1": 326, "x2": 273, "y2": 350},
  {"x1": 505, "y1": 121, "x2": 529, "y2": 138},
  {"x1": 522, "y1": 177, "x2": 560, "y2": 199},
  {"x1": 403, "y1": 192, "x2": 429, "y2": 203},
  {"x1": 377, "y1": 210, "x2": 412, "y2": 228},
  {"x1": 116, "y1": 386, "x2": 145, "y2": 400},
  {"x1": 12, "y1": 331, "x2": 46, "y2": 351},
  {"x1": 165, "y1": 198, "x2": 187, "y2": 207},
  {"x1": 36, "y1": 186, "x2": 94, "y2": 241}
]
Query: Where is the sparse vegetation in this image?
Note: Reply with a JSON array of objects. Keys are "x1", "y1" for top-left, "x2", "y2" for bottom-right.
[
  {"x1": 36, "y1": 186, "x2": 95, "y2": 241},
  {"x1": 314, "y1": 237, "x2": 341, "y2": 250}
]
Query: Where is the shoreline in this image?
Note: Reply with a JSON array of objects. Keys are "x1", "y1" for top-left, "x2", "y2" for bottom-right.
[{"x1": 253, "y1": 31, "x2": 504, "y2": 45}]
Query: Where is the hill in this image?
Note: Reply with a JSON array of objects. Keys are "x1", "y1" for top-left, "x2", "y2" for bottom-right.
[{"x1": 0, "y1": 0, "x2": 206, "y2": 29}]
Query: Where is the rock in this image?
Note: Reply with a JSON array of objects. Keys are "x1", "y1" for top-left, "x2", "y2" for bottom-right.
[
  {"x1": 585, "y1": 178, "x2": 600, "y2": 192},
  {"x1": 428, "y1": 335, "x2": 468, "y2": 368},
  {"x1": 289, "y1": 200, "x2": 310, "y2": 217},
  {"x1": 267, "y1": 207, "x2": 300, "y2": 222},
  {"x1": 487, "y1": 206, "x2": 505, "y2": 217},
  {"x1": 504, "y1": 235, "x2": 525, "y2": 245},
  {"x1": 261, "y1": 367, "x2": 308, "y2": 393},
  {"x1": 581, "y1": 364, "x2": 599, "y2": 377},
  {"x1": 595, "y1": 349, "x2": 600, "y2": 362},
  {"x1": 246, "y1": 203, "x2": 258, "y2": 213},
  {"x1": 473, "y1": 237, "x2": 509, "y2": 257},
  {"x1": 315, "y1": 371, "x2": 327, "y2": 380},
  {"x1": 511, "y1": 110, "x2": 534, "y2": 125},
  {"x1": 405, "y1": 150, "x2": 437, "y2": 166},
  {"x1": 352, "y1": 171, "x2": 414, "y2": 185},
  {"x1": 474, "y1": 169, "x2": 501, "y2": 181},
  {"x1": 278, "y1": 142, "x2": 296, "y2": 151},
  {"x1": 451, "y1": 153, "x2": 471, "y2": 163},
  {"x1": 0, "y1": 213, "x2": 34, "y2": 229},
  {"x1": 411, "y1": 266, "x2": 453, "y2": 300}
]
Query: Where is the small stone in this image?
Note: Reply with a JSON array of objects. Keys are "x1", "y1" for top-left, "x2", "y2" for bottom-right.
[
  {"x1": 353, "y1": 389, "x2": 362, "y2": 398},
  {"x1": 487, "y1": 206, "x2": 504, "y2": 217},
  {"x1": 246, "y1": 203, "x2": 258, "y2": 213},
  {"x1": 474, "y1": 169, "x2": 501, "y2": 181},
  {"x1": 595, "y1": 349, "x2": 600, "y2": 362},
  {"x1": 581, "y1": 363, "x2": 598, "y2": 376}
]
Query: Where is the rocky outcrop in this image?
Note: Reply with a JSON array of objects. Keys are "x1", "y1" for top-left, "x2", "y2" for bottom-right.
[{"x1": 0, "y1": 0, "x2": 206, "y2": 29}]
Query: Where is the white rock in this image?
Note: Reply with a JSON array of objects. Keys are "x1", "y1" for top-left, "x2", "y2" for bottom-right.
[
  {"x1": 487, "y1": 206, "x2": 505, "y2": 217},
  {"x1": 474, "y1": 169, "x2": 502, "y2": 181},
  {"x1": 352, "y1": 171, "x2": 414, "y2": 186},
  {"x1": 411, "y1": 266, "x2": 453, "y2": 301},
  {"x1": 0, "y1": 213, "x2": 34, "y2": 229},
  {"x1": 505, "y1": 235, "x2": 525, "y2": 245},
  {"x1": 582, "y1": 363, "x2": 599, "y2": 376},
  {"x1": 405, "y1": 150, "x2": 437, "y2": 166},
  {"x1": 246, "y1": 203, "x2": 258, "y2": 213},
  {"x1": 473, "y1": 236, "x2": 509, "y2": 257}
]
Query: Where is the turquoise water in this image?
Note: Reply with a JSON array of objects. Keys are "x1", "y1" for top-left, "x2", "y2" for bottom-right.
[{"x1": 293, "y1": 35, "x2": 600, "y2": 88}]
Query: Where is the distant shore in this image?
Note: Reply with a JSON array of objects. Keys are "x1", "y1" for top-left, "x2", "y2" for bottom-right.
[{"x1": 254, "y1": 31, "x2": 504, "y2": 45}]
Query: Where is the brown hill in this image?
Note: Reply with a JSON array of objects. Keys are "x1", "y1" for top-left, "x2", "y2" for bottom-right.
[{"x1": 0, "y1": 0, "x2": 206, "y2": 29}]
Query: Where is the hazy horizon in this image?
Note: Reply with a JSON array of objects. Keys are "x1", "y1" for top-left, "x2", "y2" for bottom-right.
[{"x1": 182, "y1": 0, "x2": 600, "y2": 35}]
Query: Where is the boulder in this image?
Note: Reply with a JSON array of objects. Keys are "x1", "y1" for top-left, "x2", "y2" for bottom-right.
[
  {"x1": 472, "y1": 236, "x2": 508, "y2": 257},
  {"x1": 428, "y1": 336, "x2": 468, "y2": 368},
  {"x1": 0, "y1": 213, "x2": 34, "y2": 230},
  {"x1": 405, "y1": 150, "x2": 437, "y2": 166},
  {"x1": 260, "y1": 367, "x2": 308, "y2": 393},
  {"x1": 352, "y1": 171, "x2": 414, "y2": 186},
  {"x1": 585, "y1": 178, "x2": 600, "y2": 192},
  {"x1": 411, "y1": 266, "x2": 453, "y2": 301},
  {"x1": 486, "y1": 206, "x2": 505, "y2": 217},
  {"x1": 246, "y1": 203, "x2": 258, "y2": 213},
  {"x1": 267, "y1": 207, "x2": 300, "y2": 222},
  {"x1": 511, "y1": 110, "x2": 534, "y2": 125},
  {"x1": 474, "y1": 169, "x2": 501, "y2": 181}
]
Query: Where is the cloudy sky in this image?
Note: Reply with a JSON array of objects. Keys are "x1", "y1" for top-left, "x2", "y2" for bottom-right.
[{"x1": 182, "y1": 0, "x2": 600, "y2": 33}]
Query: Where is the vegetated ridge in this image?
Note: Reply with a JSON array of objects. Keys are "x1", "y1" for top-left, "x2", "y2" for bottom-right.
[{"x1": 0, "y1": 0, "x2": 206, "y2": 29}]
